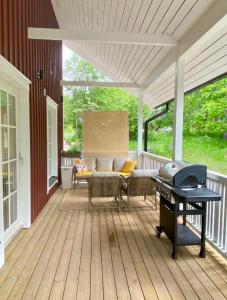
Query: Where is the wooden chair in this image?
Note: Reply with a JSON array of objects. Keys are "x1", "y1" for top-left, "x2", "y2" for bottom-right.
[
  {"x1": 88, "y1": 172, "x2": 122, "y2": 209},
  {"x1": 122, "y1": 169, "x2": 158, "y2": 208}
]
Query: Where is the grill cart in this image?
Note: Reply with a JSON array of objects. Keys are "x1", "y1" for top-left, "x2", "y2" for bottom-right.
[{"x1": 155, "y1": 161, "x2": 221, "y2": 259}]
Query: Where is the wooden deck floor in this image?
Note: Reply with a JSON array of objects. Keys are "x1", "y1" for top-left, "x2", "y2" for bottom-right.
[{"x1": 0, "y1": 188, "x2": 227, "y2": 300}]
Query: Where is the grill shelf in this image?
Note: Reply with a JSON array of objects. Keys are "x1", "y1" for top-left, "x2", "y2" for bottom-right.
[{"x1": 176, "y1": 225, "x2": 201, "y2": 245}]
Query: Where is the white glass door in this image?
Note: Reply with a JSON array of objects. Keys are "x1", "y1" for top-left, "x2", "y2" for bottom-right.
[{"x1": 0, "y1": 89, "x2": 18, "y2": 242}]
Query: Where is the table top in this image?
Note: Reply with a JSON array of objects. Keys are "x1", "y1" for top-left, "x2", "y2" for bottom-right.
[{"x1": 172, "y1": 187, "x2": 221, "y2": 203}]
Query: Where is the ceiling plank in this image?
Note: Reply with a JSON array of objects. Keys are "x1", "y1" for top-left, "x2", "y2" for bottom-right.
[
  {"x1": 27, "y1": 28, "x2": 177, "y2": 46},
  {"x1": 141, "y1": 0, "x2": 227, "y2": 91}
]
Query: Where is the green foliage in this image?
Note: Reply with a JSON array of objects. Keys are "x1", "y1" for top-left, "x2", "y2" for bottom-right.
[
  {"x1": 150, "y1": 78, "x2": 227, "y2": 137},
  {"x1": 130, "y1": 133, "x2": 227, "y2": 174},
  {"x1": 63, "y1": 54, "x2": 152, "y2": 144},
  {"x1": 193, "y1": 99, "x2": 227, "y2": 136},
  {"x1": 63, "y1": 53, "x2": 227, "y2": 174}
]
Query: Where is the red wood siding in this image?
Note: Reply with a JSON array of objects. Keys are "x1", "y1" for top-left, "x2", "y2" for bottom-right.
[{"x1": 0, "y1": 0, "x2": 63, "y2": 221}]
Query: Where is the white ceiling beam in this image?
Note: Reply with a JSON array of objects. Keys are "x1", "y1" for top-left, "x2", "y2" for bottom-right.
[
  {"x1": 28, "y1": 28, "x2": 177, "y2": 46},
  {"x1": 60, "y1": 80, "x2": 140, "y2": 88},
  {"x1": 141, "y1": 0, "x2": 227, "y2": 92}
]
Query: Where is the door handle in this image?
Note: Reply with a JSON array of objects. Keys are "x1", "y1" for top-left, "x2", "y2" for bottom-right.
[{"x1": 19, "y1": 152, "x2": 24, "y2": 166}]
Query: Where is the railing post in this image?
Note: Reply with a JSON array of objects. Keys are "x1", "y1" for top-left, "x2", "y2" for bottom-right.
[
  {"x1": 173, "y1": 56, "x2": 185, "y2": 161},
  {"x1": 138, "y1": 91, "x2": 143, "y2": 154}
]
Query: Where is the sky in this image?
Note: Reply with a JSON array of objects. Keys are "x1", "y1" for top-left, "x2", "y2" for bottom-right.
[{"x1": 63, "y1": 45, "x2": 74, "y2": 65}]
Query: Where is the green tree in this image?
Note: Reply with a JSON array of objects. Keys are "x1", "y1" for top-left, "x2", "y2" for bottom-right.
[{"x1": 63, "y1": 54, "x2": 152, "y2": 146}]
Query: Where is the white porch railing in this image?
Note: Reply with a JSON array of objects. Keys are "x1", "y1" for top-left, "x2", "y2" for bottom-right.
[{"x1": 140, "y1": 151, "x2": 227, "y2": 257}]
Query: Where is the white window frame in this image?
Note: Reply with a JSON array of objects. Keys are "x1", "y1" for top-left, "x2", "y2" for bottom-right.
[{"x1": 46, "y1": 96, "x2": 58, "y2": 191}]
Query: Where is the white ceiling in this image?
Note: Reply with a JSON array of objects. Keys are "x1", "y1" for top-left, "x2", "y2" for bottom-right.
[
  {"x1": 144, "y1": 17, "x2": 227, "y2": 107},
  {"x1": 52, "y1": 0, "x2": 227, "y2": 107}
]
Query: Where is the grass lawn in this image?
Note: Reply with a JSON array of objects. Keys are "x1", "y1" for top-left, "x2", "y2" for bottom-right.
[{"x1": 129, "y1": 133, "x2": 227, "y2": 175}]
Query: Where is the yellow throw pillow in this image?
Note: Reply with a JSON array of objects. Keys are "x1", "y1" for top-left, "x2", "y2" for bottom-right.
[{"x1": 121, "y1": 160, "x2": 137, "y2": 173}]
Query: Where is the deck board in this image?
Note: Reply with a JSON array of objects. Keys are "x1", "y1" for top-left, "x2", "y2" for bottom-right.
[{"x1": 0, "y1": 188, "x2": 227, "y2": 300}]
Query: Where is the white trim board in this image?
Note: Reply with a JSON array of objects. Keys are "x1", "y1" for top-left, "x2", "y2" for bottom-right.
[
  {"x1": 28, "y1": 28, "x2": 177, "y2": 47},
  {"x1": 60, "y1": 80, "x2": 140, "y2": 88},
  {"x1": 0, "y1": 55, "x2": 30, "y2": 91}
]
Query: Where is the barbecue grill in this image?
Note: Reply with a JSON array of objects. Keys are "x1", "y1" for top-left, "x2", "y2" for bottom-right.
[{"x1": 155, "y1": 161, "x2": 221, "y2": 259}]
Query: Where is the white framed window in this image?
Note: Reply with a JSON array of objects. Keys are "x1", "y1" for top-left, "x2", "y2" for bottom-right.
[{"x1": 47, "y1": 96, "x2": 58, "y2": 190}]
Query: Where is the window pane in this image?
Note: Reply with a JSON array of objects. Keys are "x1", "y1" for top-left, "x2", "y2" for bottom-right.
[
  {"x1": 9, "y1": 161, "x2": 17, "y2": 193},
  {"x1": 9, "y1": 128, "x2": 16, "y2": 159},
  {"x1": 49, "y1": 142, "x2": 52, "y2": 154},
  {"x1": 47, "y1": 102, "x2": 57, "y2": 182},
  {"x1": 10, "y1": 193, "x2": 17, "y2": 224},
  {"x1": 3, "y1": 198, "x2": 9, "y2": 230},
  {"x1": 8, "y1": 94, "x2": 16, "y2": 126},
  {"x1": 2, "y1": 163, "x2": 9, "y2": 198},
  {"x1": 2, "y1": 127, "x2": 8, "y2": 161},
  {"x1": 49, "y1": 127, "x2": 52, "y2": 140},
  {"x1": 0, "y1": 90, "x2": 7, "y2": 125},
  {"x1": 49, "y1": 159, "x2": 52, "y2": 177}
]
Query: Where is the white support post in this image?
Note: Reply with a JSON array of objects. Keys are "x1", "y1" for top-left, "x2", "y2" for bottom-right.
[
  {"x1": 173, "y1": 57, "x2": 185, "y2": 161},
  {"x1": 138, "y1": 92, "x2": 143, "y2": 154}
]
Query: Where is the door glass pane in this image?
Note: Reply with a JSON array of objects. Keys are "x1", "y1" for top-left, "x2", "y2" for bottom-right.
[
  {"x1": 10, "y1": 193, "x2": 17, "y2": 224},
  {"x1": 0, "y1": 90, "x2": 7, "y2": 125},
  {"x1": 3, "y1": 198, "x2": 9, "y2": 230},
  {"x1": 9, "y1": 128, "x2": 16, "y2": 159},
  {"x1": 8, "y1": 94, "x2": 16, "y2": 126},
  {"x1": 2, "y1": 127, "x2": 8, "y2": 161},
  {"x1": 2, "y1": 163, "x2": 9, "y2": 198},
  {"x1": 9, "y1": 161, "x2": 17, "y2": 193}
]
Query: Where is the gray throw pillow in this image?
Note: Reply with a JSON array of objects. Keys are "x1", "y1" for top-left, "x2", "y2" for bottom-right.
[
  {"x1": 84, "y1": 157, "x2": 96, "y2": 172},
  {"x1": 96, "y1": 158, "x2": 113, "y2": 172},
  {"x1": 113, "y1": 158, "x2": 128, "y2": 171}
]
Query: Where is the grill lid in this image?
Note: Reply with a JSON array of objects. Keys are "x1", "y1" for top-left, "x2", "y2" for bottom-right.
[{"x1": 158, "y1": 161, "x2": 207, "y2": 188}]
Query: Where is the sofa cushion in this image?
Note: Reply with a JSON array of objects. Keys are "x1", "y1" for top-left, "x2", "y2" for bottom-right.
[
  {"x1": 84, "y1": 157, "x2": 96, "y2": 172},
  {"x1": 121, "y1": 160, "x2": 137, "y2": 173},
  {"x1": 131, "y1": 169, "x2": 158, "y2": 178},
  {"x1": 75, "y1": 171, "x2": 92, "y2": 177},
  {"x1": 96, "y1": 158, "x2": 113, "y2": 172},
  {"x1": 113, "y1": 158, "x2": 128, "y2": 171},
  {"x1": 92, "y1": 172, "x2": 119, "y2": 177}
]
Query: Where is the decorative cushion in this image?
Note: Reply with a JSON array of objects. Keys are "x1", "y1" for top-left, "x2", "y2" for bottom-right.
[
  {"x1": 121, "y1": 160, "x2": 137, "y2": 173},
  {"x1": 75, "y1": 171, "x2": 92, "y2": 177},
  {"x1": 92, "y1": 172, "x2": 119, "y2": 177},
  {"x1": 131, "y1": 169, "x2": 158, "y2": 177},
  {"x1": 84, "y1": 157, "x2": 96, "y2": 172},
  {"x1": 74, "y1": 158, "x2": 87, "y2": 173},
  {"x1": 96, "y1": 158, "x2": 113, "y2": 172},
  {"x1": 113, "y1": 158, "x2": 128, "y2": 171}
]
